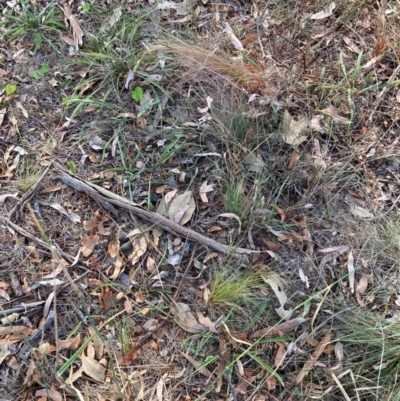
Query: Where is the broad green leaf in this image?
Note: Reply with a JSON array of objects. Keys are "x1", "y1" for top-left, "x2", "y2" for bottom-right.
[
  {"x1": 82, "y1": 3, "x2": 90, "y2": 12},
  {"x1": 131, "y1": 86, "x2": 144, "y2": 101},
  {"x1": 39, "y1": 63, "x2": 50, "y2": 74},
  {"x1": 31, "y1": 71, "x2": 41, "y2": 80},
  {"x1": 5, "y1": 84, "x2": 16, "y2": 95}
]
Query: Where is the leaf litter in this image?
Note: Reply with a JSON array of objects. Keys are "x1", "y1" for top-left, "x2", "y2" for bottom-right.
[{"x1": 0, "y1": 0, "x2": 399, "y2": 399}]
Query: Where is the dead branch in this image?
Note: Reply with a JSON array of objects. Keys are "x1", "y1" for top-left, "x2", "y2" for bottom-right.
[{"x1": 53, "y1": 166, "x2": 261, "y2": 257}]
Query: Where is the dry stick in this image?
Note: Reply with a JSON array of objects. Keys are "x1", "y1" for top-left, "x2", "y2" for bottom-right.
[
  {"x1": 54, "y1": 170, "x2": 261, "y2": 257},
  {"x1": 0, "y1": 301, "x2": 45, "y2": 317}
]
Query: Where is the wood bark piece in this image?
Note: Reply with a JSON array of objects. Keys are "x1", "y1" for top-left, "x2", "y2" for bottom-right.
[{"x1": 54, "y1": 167, "x2": 261, "y2": 257}]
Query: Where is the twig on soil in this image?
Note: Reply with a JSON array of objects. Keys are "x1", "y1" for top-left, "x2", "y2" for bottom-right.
[
  {"x1": 0, "y1": 301, "x2": 45, "y2": 317},
  {"x1": 53, "y1": 166, "x2": 261, "y2": 257}
]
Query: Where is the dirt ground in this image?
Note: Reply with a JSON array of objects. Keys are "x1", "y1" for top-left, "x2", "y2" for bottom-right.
[{"x1": 0, "y1": 0, "x2": 400, "y2": 400}]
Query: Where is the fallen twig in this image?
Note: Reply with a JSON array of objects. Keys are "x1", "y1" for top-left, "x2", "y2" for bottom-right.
[{"x1": 53, "y1": 166, "x2": 261, "y2": 257}]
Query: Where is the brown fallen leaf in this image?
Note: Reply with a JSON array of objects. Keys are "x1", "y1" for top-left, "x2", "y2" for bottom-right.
[
  {"x1": 295, "y1": 329, "x2": 332, "y2": 384},
  {"x1": 0, "y1": 326, "x2": 32, "y2": 336},
  {"x1": 288, "y1": 149, "x2": 301, "y2": 169},
  {"x1": 320, "y1": 107, "x2": 351, "y2": 124},
  {"x1": 281, "y1": 110, "x2": 309, "y2": 146},
  {"x1": 274, "y1": 343, "x2": 287, "y2": 368},
  {"x1": 35, "y1": 389, "x2": 63, "y2": 401},
  {"x1": 117, "y1": 342, "x2": 141, "y2": 366},
  {"x1": 63, "y1": 5, "x2": 83, "y2": 49},
  {"x1": 81, "y1": 234, "x2": 99, "y2": 257},
  {"x1": 57, "y1": 333, "x2": 81, "y2": 350},
  {"x1": 87, "y1": 326, "x2": 104, "y2": 360},
  {"x1": 170, "y1": 303, "x2": 206, "y2": 333},
  {"x1": 199, "y1": 181, "x2": 214, "y2": 203},
  {"x1": 82, "y1": 354, "x2": 106, "y2": 382},
  {"x1": 168, "y1": 191, "x2": 196, "y2": 225},
  {"x1": 343, "y1": 37, "x2": 361, "y2": 54},
  {"x1": 196, "y1": 311, "x2": 219, "y2": 333}
]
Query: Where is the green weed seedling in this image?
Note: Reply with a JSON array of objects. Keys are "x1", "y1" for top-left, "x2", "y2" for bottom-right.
[
  {"x1": 1, "y1": 1, "x2": 67, "y2": 52},
  {"x1": 5, "y1": 83, "x2": 16, "y2": 95},
  {"x1": 31, "y1": 63, "x2": 50, "y2": 80}
]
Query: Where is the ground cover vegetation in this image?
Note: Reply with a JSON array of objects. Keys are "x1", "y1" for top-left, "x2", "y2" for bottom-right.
[{"x1": 0, "y1": 0, "x2": 399, "y2": 400}]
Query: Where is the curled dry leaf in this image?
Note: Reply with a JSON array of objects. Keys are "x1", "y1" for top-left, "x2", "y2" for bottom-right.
[
  {"x1": 57, "y1": 333, "x2": 81, "y2": 350},
  {"x1": 274, "y1": 343, "x2": 287, "y2": 368},
  {"x1": 199, "y1": 181, "x2": 214, "y2": 203},
  {"x1": 298, "y1": 268, "x2": 310, "y2": 289},
  {"x1": 356, "y1": 275, "x2": 368, "y2": 294},
  {"x1": 264, "y1": 275, "x2": 293, "y2": 320},
  {"x1": 343, "y1": 37, "x2": 361, "y2": 54},
  {"x1": 89, "y1": 135, "x2": 106, "y2": 150},
  {"x1": 223, "y1": 22, "x2": 244, "y2": 51},
  {"x1": 218, "y1": 213, "x2": 242, "y2": 233}
]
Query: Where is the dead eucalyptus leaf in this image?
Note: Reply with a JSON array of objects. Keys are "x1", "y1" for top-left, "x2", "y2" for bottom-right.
[
  {"x1": 168, "y1": 191, "x2": 196, "y2": 225},
  {"x1": 171, "y1": 303, "x2": 206, "y2": 333},
  {"x1": 196, "y1": 312, "x2": 219, "y2": 333},
  {"x1": 347, "y1": 250, "x2": 355, "y2": 293},
  {"x1": 223, "y1": 22, "x2": 244, "y2": 51},
  {"x1": 35, "y1": 389, "x2": 63, "y2": 401},
  {"x1": 343, "y1": 37, "x2": 361, "y2": 54},
  {"x1": 63, "y1": 5, "x2": 83, "y2": 49},
  {"x1": 350, "y1": 204, "x2": 374, "y2": 218},
  {"x1": 356, "y1": 275, "x2": 368, "y2": 294},
  {"x1": 281, "y1": 110, "x2": 309, "y2": 146},
  {"x1": 310, "y1": 2, "x2": 336, "y2": 19},
  {"x1": 81, "y1": 355, "x2": 106, "y2": 382},
  {"x1": 199, "y1": 181, "x2": 214, "y2": 203},
  {"x1": 320, "y1": 107, "x2": 351, "y2": 124},
  {"x1": 81, "y1": 235, "x2": 99, "y2": 257}
]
